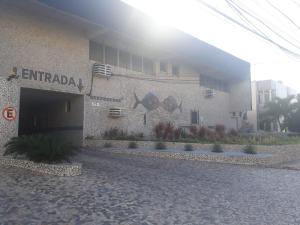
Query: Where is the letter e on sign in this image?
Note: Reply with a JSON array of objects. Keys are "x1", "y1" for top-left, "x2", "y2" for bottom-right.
[{"x1": 2, "y1": 107, "x2": 17, "y2": 121}]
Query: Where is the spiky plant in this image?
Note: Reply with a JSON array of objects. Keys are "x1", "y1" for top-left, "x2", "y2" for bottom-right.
[{"x1": 4, "y1": 135, "x2": 74, "y2": 163}]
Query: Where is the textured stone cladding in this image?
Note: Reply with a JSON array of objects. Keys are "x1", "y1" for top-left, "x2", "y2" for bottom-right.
[
  {"x1": 0, "y1": 3, "x2": 89, "y2": 151},
  {"x1": 0, "y1": 78, "x2": 19, "y2": 154},
  {"x1": 0, "y1": 3, "x2": 90, "y2": 95},
  {"x1": 84, "y1": 73, "x2": 235, "y2": 138}
]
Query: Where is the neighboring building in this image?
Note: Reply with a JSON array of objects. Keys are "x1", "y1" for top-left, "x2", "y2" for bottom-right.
[
  {"x1": 247, "y1": 80, "x2": 297, "y2": 131},
  {"x1": 0, "y1": 0, "x2": 251, "y2": 150}
]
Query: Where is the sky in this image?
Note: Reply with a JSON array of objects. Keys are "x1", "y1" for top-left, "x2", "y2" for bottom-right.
[{"x1": 122, "y1": 0, "x2": 300, "y2": 92}]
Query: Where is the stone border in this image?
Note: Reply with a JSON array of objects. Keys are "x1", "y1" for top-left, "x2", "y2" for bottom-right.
[
  {"x1": 86, "y1": 139, "x2": 300, "y2": 166},
  {"x1": 97, "y1": 148, "x2": 276, "y2": 166},
  {"x1": 0, "y1": 158, "x2": 82, "y2": 176}
]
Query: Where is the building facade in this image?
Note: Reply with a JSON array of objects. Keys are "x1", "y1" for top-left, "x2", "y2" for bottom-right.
[
  {"x1": 247, "y1": 80, "x2": 297, "y2": 131},
  {"x1": 0, "y1": 0, "x2": 251, "y2": 151}
]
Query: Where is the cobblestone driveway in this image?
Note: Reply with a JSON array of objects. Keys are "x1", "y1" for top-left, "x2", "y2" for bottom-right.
[{"x1": 1, "y1": 149, "x2": 300, "y2": 225}]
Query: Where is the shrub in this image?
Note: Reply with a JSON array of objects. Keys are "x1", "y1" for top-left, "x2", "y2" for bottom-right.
[
  {"x1": 174, "y1": 128, "x2": 182, "y2": 140},
  {"x1": 128, "y1": 142, "x2": 138, "y2": 149},
  {"x1": 212, "y1": 143, "x2": 223, "y2": 153},
  {"x1": 4, "y1": 135, "x2": 74, "y2": 163},
  {"x1": 228, "y1": 128, "x2": 238, "y2": 136},
  {"x1": 103, "y1": 142, "x2": 113, "y2": 148},
  {"x1": 154, "y1": 122, "x2": 165, "y2": 139},
  {"x1": 198, "y1": 126, "x2": 207, "y2": 139},
  {"x1": 215, "y1": 124, "x2": 225, "y2": 138},
  {"x1": 163, "y1": 122, "x2": 174, "y2": 140},
  {"x1": 155, "y1": 142, "x2": 167, "y2": 150},
  {"x1": 189, "y1": 126, "x2": 198, "y2": 137},
  {"x1": 184, "y1": 144, "x2": 193, "y2": 151},
  {"x1": 243, "y1": 145, "x2": 257, "y2": 154},
  {"x1": 206, "y1": 129, "x2": 217, "y2": 141},
  {"x1": 103, "y1": 127, "x2": 127, "y2": 139},
  {"x1": 85, "y1": 135, "x2": 94, "y2": 140}
]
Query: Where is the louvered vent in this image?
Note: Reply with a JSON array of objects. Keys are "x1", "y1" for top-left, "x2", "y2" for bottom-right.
[
  {"x1": 93, "y1": 63, "x2": 112, "y2": 78},
  {"x1": 204, "y1": 89, "x2": 215, "y2": 98},
  {"x1": 108, "y1": 107, "x2": 125, "y2": 118}
]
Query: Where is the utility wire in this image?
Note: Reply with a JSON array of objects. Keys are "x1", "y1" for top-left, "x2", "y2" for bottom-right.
[
  {"x1": 227, "y1": 0, "x2": 300, "y2": 50},
  {"x1": 265, "y1": 0, "x2": 300, "y2": 30},
  {"x1": 224, "y1": 0, "x2": 268, "y2": 39},
  {"x1": 195, "y1": 0, "x2": 300, "y2": 58}
]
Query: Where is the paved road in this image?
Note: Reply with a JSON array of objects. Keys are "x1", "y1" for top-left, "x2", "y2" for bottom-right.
[{"x1": 1, "y1": 149, "x2": 300, "y2": 225}]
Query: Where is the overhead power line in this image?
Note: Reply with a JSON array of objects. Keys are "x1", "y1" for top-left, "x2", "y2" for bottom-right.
[
  {"x1": 265, "y1": 0, "x2": 300, "y2": 30},
  {"x1": 195, "y1": 0, "x2": 300, "y2": 59}
]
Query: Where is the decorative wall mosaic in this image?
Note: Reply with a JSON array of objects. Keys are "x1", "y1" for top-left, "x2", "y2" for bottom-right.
[{"x1": 133, "y1": 92, "x2": 182, "y2": 113}]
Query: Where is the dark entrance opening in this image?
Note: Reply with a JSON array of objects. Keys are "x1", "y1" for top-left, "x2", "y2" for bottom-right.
[{"x1": 18, "y1": 88, "x2": 84, "y2": 146}]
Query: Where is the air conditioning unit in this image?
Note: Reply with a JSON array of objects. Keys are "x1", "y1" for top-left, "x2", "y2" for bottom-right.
[
  {"x1": 204, "y1": 89, "x2": 215, "y2": 98},
  {"x1": 108, "y1": 107, "x2": 125, "y2": 118},
  {"x1": 93, "y1": 63, "x2": 112, "y2": 78}
]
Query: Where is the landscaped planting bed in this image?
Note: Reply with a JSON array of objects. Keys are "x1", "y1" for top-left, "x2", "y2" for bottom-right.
[{"x1": 85, "y1": 139, "x2": 300, "y2": 166}]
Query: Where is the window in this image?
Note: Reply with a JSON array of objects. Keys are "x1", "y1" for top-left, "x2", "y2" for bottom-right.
[
  {"x1": 200, "y1": 75, "x2": 229, "y2": 92},
  {"x1": 119, "y1": 50, "x2": 131, "y2": 69},
  {"x1": 160, "y1": 61, "x2": 168, "y2": 72},
  {"x1": 132, "y1": 54, "x2": 142, "y2": 72},
  {"x1": 105, "y1": 46, "x2": 118, "y2": 66},
  {"x1": 264, "y1": 91, "x2": 270, "y2": 103},
  {"x1": 172, "y1": 65, "x2": 179, "y2": 76},
  {"x1": 191, "y1": 110, "x2": 199, "y2": 124},
  {"x1": 89, "y1": 41, "x2": 104, "y2": 62},
  {"x1": 271, "y1": 90, "x2": 276, "y2": 101},
  {"x1": 258, "y1": 91, "x2": 263, "y2": 104},
  {"x1": 143, "y1": 57, "x2": 153, "y2": 75}
]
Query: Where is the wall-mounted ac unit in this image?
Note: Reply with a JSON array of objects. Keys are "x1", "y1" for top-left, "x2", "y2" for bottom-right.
[
  {"x1": 204, "y1": 89, "x2": 215, "y2": 98},
  {"x1": 108, "y1": 107, "x2": 125, "y2": 118},
  {"x1": 93, "y1": 63, "x2": 112, "y2": 78}
]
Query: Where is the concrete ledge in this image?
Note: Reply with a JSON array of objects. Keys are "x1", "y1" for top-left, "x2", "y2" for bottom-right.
[
  {"x1": 86, "y1": 139, "x2": 300, "y2": 166},
  {"x1": 0, "y1": 158, "x2": 82, "y2": 176},
  {"x1": 97, "y1": 148, "x2": 276, "y2": 166}
]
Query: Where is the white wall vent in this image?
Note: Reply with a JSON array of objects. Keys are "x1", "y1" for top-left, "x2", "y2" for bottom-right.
[
  {"x1": 93, "y1": 63, "x2": 112, "y2": 78},
  {"x1": 204, "y1": 89, "x2": 215, "y2": 98},
  {"x1": 108, "y1": 107, "x2": 125, "y2": 118}
]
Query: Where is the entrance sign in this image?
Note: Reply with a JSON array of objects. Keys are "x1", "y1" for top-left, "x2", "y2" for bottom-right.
[
  {"x1": 2, "y1": 107, "x2": 17, "y2": 121},
  {"x1": 10, "y1": 67, "x2": 84, "y2": 92}
]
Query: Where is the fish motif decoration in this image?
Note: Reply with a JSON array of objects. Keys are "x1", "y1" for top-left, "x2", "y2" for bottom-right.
[
  {"x1": 133, "y1": 92, "x2": 182, "y2": 113},
  {"x1": 162, "y1": 96, "x2": 182, "y2": 113},
  {"x1": 133, "y1": 92, "x2": 160, "y2": 111}
]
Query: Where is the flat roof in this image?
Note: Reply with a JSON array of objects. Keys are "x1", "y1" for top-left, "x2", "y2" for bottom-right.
[{"x1": 38, "y1": 0, "x2": 250, "y2": 80}]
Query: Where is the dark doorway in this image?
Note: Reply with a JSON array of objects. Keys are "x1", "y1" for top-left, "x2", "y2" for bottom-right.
[{"x1": 19, "y1": 88, "x2": 84, "y2": 146}]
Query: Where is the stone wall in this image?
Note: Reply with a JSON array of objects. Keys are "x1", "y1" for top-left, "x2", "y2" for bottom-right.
[{"x1": 0, "y1": 2, "x2": 251, "y2": 150}]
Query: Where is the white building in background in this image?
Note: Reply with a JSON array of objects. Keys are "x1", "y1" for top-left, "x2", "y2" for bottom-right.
[{"x1": 247, "y1": 80, "x2": 298, "y2": 132}]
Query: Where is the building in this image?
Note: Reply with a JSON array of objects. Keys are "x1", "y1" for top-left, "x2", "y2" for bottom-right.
[
  {"x1": 0, "y1": 0, "x2": 251, "y2": 150},
  {"x1": 247, "y1": 80, "x2": 297, "y2": 131}
]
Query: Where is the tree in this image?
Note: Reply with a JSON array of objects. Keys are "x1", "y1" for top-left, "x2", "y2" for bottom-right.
[
  {"x1": 287, "y1": 94, "x2": 300, "y2": 132},
  {"x1": 260, "y1": 95, "x2": 295, "y2": 132}
]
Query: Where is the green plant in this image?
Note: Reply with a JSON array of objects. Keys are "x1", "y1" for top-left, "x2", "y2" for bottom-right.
[
  {"x1": 154, "y1": 122, "x2": 165, "y2": 139},
  {"x1": 4, "y1": 135, "x2": 74, "y2": 163},
  {"x1": 128, "y1": 141, "x2": 138, "y2": 149},
  {"x1": 155, "y1": 142, "x2": 167, "y2": 150},
  {"x1": 184, "y1": 144, "x2": 193, "y2": 151},
  {"x1": 212, "y1": 143, "x2": 223, "y2": 153},
  {"x1": 103, "y1": 142, "x2": 113, "y2": 148},
  {"x1": 243, "y1": 145, "x2": 257, "y2": 154},
  {"x1": 215, "y1": 124, "x2": 225, "y2": 138}
]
